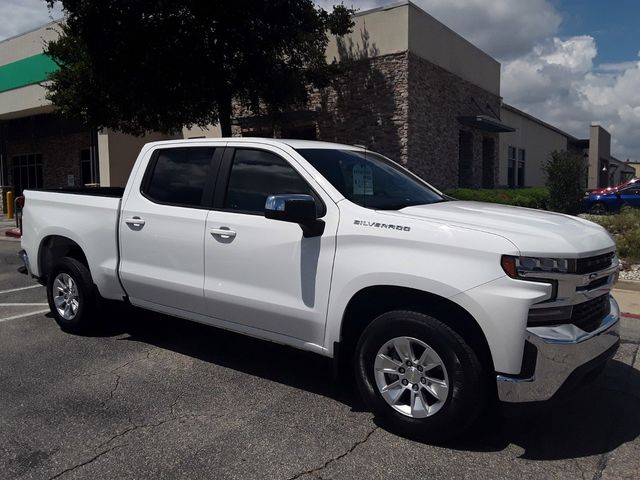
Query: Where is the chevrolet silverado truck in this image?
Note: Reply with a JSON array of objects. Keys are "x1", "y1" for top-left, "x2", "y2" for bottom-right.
[{"x1": 19, "y1": 138, "x2": 621, "y2": 441}]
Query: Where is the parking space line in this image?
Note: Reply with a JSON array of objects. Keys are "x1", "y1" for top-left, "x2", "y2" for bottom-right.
[
  {"x1": 0, "y1": 309, "x2": 50, "y2": 323},
  {"x1": 0, "y1": 285, "x2": 43, "y2": 295},
  {"x1": 0, "y1": 303, "x2": 48, "y2": 306}
]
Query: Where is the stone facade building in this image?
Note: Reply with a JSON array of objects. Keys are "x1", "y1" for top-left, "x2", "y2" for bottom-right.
[{"x1": 232, "y1": 1, "x2": 511, "y2": 191}]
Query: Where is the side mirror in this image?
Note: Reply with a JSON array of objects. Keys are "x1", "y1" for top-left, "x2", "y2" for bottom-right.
[{"x1": 265, "y1": 194, "x2": 324, "y2": 237}]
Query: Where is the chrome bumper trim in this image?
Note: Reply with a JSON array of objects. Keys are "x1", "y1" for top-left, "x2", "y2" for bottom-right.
[{"x1": 497, "y1": 295, "x2": 620, "y2": 403}]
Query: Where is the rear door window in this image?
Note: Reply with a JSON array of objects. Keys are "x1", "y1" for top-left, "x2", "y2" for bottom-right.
[{"x1": 143, "y1": 148, "x2": 218, "y2": 207}]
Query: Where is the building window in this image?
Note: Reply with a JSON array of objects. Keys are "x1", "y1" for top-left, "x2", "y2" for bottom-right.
[
  {"x1": 12, "y1": 154, "x2": 43, "y2": 196},
  {"x1": 507, "y1": 146, "x2": 516, "y2": 188},
  {"x1": 517, "y1": 148, "x2": 526, "y2": 187}
]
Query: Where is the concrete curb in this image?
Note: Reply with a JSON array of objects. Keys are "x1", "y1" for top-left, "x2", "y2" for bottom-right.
[
  {"x1": 616, "y1": 280, "x2": 640, "y2": 292},
  {"x1": 0, "y1": 228, "x2": 20, "y2": 242},
  {"x1": 4, "y1": 228, "x2": 21, "y2": 238}
]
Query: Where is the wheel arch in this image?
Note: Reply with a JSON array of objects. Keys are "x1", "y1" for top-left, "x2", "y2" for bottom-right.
[
  {"x1": 336, "y1": 285, "x2": 495, "y2": 379},
  {"x1": 38, "y1": 235, "x2": 90, "y2": 281}
]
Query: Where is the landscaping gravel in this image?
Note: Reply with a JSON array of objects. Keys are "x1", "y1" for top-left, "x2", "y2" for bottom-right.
[{"x1": 620, "y1": 264, "x2": 640, "y2": 282}]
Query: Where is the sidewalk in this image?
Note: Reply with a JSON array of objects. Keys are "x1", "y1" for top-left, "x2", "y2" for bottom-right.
[{"x1": 613, "y1": 286, "x2": 640, "y2": 317}]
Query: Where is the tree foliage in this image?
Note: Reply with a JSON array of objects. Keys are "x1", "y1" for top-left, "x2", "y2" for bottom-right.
[
  {"x1": 44, "y1": 1, "x2": 354, "y2": 136},
  {"x1": 543, "y1": 150, "x2": 587, "y2": 214}
]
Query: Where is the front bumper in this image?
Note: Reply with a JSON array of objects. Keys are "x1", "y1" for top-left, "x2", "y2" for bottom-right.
[{"x1": 497, "y1": 295, "x2": 620, "y2": 403}]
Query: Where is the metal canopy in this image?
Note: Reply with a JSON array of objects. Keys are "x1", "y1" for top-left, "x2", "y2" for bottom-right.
[{"x1": 458, "y1": 115, "x2": 516, "y2": 133}]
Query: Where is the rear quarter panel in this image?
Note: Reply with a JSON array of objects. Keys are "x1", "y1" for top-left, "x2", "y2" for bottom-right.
[{"x1": 21, "y1": 190, "x2": 124, "y2": 300}]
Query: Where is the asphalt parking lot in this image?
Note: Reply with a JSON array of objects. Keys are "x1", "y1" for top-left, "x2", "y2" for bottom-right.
[{"x1": 0, "y1": 240, "x2": 639, "y2": 480}]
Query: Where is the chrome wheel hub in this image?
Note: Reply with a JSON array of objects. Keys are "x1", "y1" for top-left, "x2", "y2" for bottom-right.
[
  {"x1": 374, "y1": 336, "x2": 450, "y2": 419},
  {"x1": 53, "y1": 273, "x2": 80, "y2": 321}
]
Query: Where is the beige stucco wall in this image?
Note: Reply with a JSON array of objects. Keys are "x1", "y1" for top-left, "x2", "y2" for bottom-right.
[
  {"x1": 588, "y1": 125, "x2": 610, "y2": 189},
  {"x1": 0, "y1": 84, "x2": 53, "y2": 119},
  {"x1": 327, "y1": 2, "x2": 500, "y2": 96},
  {"x1": 0, "y1": 22, "x2": 60, "y2": 66},
  {"x1": 0, "y1": 23, "x2": 61, "y2": 119},
  {"x1": 499, "y1": 106, "x2": 569, "y2": 187},
  {"x1": 326, "y1": 4, "x2": 408, "y2": 62},
  {"x1": 407, "y1": 3, "x2": 500, "y2": 96},
  {"x1": 182, "y1": 124, "x2": 221, "y2": 139},
  {"x1": 98, "y1": 130, "x2": 181, "y2": 187}
]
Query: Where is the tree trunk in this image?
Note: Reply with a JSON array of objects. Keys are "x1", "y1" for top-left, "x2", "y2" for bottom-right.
[{"x1": 218, "y1": 94, "x2": 233, "y2": 137}]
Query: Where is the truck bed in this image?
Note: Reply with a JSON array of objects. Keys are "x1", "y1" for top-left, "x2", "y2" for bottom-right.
[{"x1": 20, "y1": 189, "x2": 126, "y2": 301}]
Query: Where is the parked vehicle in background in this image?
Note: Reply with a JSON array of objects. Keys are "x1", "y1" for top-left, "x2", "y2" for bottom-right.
[
  {"x1": 18, "y1": 138, "x2": 621, "y2": 442},
  {"x1": 582, "y1": 179, "x2": 640, "y2": 214},
  {"x1": 588, "y1": 178, "x2": 639, "y2": 196}
]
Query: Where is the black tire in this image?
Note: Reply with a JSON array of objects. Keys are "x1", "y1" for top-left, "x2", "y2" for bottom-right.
[
  {"x1": 619, "y1": 203, "x2": 633, "y2": 214},
  {"x1": 354, "y1": 310, "x2": 487, "y2": 443},
  {"x1": 46, "y1": 257, "x2": 98, "y2": 333},
  {"x1": 590, "y1": 202, "x2": 608, "y2": 215}
]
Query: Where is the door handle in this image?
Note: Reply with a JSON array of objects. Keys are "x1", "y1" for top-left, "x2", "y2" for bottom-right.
[
  {"x1": 210, "y1": 227, "x2": 236, "y2": 239},
  {"x1": 125, "y1": 217, "x2": 146, "y2": 227}
]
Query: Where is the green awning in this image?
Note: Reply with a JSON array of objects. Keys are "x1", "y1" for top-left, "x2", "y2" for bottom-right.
[{"x1": 0, "y1": 54, "x2": 59, "y2": 93}]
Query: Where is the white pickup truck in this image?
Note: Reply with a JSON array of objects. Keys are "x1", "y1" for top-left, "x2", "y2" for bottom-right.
[{"x1": 19, "y1": 138, "x2": 620, "y2": 441}]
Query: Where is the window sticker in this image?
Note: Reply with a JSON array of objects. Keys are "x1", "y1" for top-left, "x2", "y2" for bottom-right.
[{"x1": 353, "y1": 163, "x2": 373, "y2": 195}]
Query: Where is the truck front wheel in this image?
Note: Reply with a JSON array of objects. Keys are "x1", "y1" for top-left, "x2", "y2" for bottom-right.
[
  {"x1": 46, "y1": 257, "x2": 98, "y2": 334},
  {"x1": 354, "y1": 310, "x2": 486, "y2": 442}
]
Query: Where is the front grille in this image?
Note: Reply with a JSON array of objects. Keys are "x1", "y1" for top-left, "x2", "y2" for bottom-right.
[
  {"x1": 576, "y1": 276, "x2": 609, "y2": 292},
  {"x1": 527, "y1": 294, "x2": 610, "y2": 330},
  {"x1": 571, "y1": 295, "x2": 610, "y2": 332},
  {"x1": 574, "y1": 252, "x2": 614, "y2": 274}
]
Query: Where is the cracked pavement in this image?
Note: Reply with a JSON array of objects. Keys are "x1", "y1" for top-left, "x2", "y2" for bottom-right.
[{"x1": 0, "y1": 241, "x2": 639, "y2": 479}]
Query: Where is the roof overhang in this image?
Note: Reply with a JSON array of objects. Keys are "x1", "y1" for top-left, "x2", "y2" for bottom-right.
[{"x1": 458, "y1": 115, "x2": 515, "y2": 133}]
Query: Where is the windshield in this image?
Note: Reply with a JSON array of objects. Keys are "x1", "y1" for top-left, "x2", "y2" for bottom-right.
[{"x1": 296, "y1": 148, "x2": 445, "y2": 210}]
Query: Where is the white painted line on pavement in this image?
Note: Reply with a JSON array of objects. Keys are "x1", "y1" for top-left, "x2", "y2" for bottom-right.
[
  {"x1": 0, "y1": 303, "x2": 48, "y2": 306},
  {"x1": 0, "y1": 309, "x2": 50, "y2": 323},
  {"x1": 0, "y1": 285, "x2": 43, "y2": 295}
]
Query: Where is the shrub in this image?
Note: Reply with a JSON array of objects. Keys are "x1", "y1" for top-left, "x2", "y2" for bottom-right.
[
  {"x1": 445, "y1": 187, "x2": 549, "y2": 210},
  {"x1": 543, "y1": 150, "x2": 587, "y2": 215},
  {"x1": 583, "y1": 209, "x2": 640, "y2": 263}
]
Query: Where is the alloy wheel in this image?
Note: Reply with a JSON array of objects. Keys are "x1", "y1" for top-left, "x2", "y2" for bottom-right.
[
  {"x1": 53, "y1": 273, "x2": 80, "y2": 320},
  {"x1": 373, "y1": 336, "x2": 450, "y2": 418}
]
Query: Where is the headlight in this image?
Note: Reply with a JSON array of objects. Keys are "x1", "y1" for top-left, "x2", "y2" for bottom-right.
[{"x1": 501, "y1": 255, "x2": 569, "y2": 279}]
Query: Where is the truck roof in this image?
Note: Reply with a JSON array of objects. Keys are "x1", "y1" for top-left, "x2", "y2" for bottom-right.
[{"x1": 145, "y1": 137, "x2": 366, "y2": 151}]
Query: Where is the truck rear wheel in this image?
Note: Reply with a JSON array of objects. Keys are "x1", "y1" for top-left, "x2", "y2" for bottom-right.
[
  {"x1": 47, "y1": 257, "x2": 98, "y2": 333},
  {"x1": 354, "y1": 310, "x2": 486, "y2": 442}
]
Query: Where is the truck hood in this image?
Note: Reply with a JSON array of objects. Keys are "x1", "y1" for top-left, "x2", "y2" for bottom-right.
[{"x1": 393, "y1": 201, "x2": 614, "y2": 257}]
